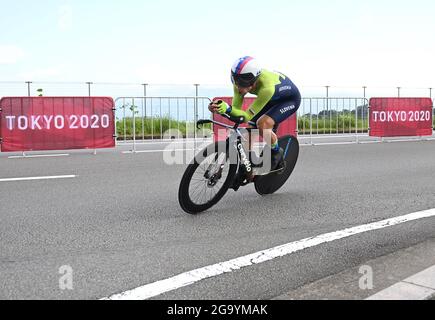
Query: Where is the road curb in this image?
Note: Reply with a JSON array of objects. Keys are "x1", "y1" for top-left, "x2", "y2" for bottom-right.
[
  {"x1": 366, "y1": 266, "x2": 435, "y2": 300},
  {"x1": 273, "y1": 238, "x2": 435, "y2": 300}
]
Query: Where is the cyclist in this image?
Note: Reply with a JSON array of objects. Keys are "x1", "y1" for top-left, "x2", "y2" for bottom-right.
[{"x1": 209, "y1": 56, "x2": 301, "y2": 170}]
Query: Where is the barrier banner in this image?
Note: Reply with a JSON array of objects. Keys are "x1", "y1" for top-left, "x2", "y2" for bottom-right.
[
  {"x1": 212, "y1": 97, "x2": 297, "y2": 141},
  {"x1": 0, "y1": 97, "x2": 115, "y2": 152},
  {"x1": 369, "y1": 98, "x2": 433, "y2": 137}
]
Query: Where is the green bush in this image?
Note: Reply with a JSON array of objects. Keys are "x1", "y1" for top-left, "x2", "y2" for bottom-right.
[
  {"x1": 116, "y1": 117, "x2": 212, "y2": 139},
  {"x1": 298, "y1": 115, "x2": 368, "y2": 134}
]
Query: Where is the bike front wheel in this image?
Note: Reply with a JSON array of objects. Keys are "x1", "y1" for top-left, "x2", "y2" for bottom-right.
[{"x1": 178, "y1": 141, "x2": 237, "y2": 214}]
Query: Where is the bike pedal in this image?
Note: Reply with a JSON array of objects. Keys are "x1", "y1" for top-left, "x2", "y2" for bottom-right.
[
  {"x1": 231, "y1": 185, "x2": 241, "y2": 191},
  {"x1": 253, "y1": 165, "x2": 285, "y2": 176},
  {"x1": 230, "y1": 176, "x2": 242, "y2": 191},
  {"x1": 270, "y1": 167, "x2": 285, "y2": 174},
  {"x1": 240, "y1": 179, "x2": 253, "y2": 186}
]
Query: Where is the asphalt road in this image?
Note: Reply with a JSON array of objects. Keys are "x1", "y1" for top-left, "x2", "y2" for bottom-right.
[{"x1": 1, "y1": 139, "x2": 435, "y2": 300}]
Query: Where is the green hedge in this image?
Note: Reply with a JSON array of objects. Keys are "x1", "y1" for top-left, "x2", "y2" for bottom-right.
[
  {"x1": 116, "y1": 117, "x2": 212, "y2": 139},
  {"x1": 117, "y1": 116, "x2": 433, "y2": 139},
  {"x1": 298, "y1": 115, "x2": 369, "y2": 134}
]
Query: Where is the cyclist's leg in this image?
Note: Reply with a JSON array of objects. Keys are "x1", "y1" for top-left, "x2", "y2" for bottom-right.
[
  {"x1": 256, "y1": 115, "x2": 278, "y2": 148},
  {"x1": 257, "y1": 96, "x2": 301, "y2": 169},
  {"x1": 245, "y1": 106, "x2": 273, "y2": 166},
  {"x1": 262, "y1": 76, "x2": 301, "y2": 130},
  {"x1": 262, "y1": 95, "x2": 301, "y2": 131}
]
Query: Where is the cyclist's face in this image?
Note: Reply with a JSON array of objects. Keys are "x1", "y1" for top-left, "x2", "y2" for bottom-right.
[{"x1": 237, "y1": 85, "x2": 253, "y2": 95}]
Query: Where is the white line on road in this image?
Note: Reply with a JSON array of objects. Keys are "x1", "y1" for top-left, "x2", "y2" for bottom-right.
[
  {"x1": 103, "y1": 208, "x2": 435, "y2": 300},
  {"x1": 122, "y1": 149, "x2": 196, "y2": 154},
  {"x1": 383, "y1": 138, "x2": 433, "y2": 143},
  {"x1": 311, "y1": 142, "x2": 359, "y2": 146},
  {"x1": 8, "y1": 154, "x2": 70, "y2": 159},
  {"x1": 117, "y1": 139, "x2": 212, "y2": 146},
  {"x1": 0, "y1": 175, "x2": 76, "y2": 182}
]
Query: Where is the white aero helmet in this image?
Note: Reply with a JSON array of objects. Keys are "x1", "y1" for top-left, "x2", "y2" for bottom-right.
[{"x1": 231, "y1": 56, "x2": 262, "y2": 88}]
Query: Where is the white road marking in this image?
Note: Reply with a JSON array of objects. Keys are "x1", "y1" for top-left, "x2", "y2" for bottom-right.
[
  {"x1": 8, "y1": 154, "x2": 70, "y2": 159},
  {"x1": 311, "y1": 142, "x2": 358, "y2": 146},
  {"x1": 358, "y1": 141, "x2": 382, "y2": 145},
  {"x1": 0, "y1": 175, "x2": 76, "y2": 182},
  {"x1": 298, "y1": 134, "x2": 368, "y2": 140},
  {"x1": 383, "y1": 138, "x2": 431, "y2": 143},
  {"x1": 103, "y1": 208, "x2": 435, "y2": 300},
  {"x1": 117, "y1": 139, "x2": 212, "y2": 146},
  {"x1": 122, "y1": 149, "x2": 196, "y2": 154}
]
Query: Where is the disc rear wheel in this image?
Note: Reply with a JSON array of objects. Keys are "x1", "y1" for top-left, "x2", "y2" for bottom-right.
[{"x1": 254, "y1": 136, "x2": 299, "y2": 195}]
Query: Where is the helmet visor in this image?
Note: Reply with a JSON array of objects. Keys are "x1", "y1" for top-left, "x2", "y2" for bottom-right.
[{"x1": 231, "y1": 72, "x2": 257, "y2": 88}]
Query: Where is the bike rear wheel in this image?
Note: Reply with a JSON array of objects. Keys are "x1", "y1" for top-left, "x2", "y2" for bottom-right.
[
  {"x1": 178, "y1": 141, "x2": 237, "y2": 214},
  {"x1": 254, "y1": 135, "x2": 299, "y2": 195}
]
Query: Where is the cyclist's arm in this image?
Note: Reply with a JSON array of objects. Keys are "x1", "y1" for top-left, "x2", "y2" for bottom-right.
[
  {"x1": 231, "y1": 85, "x2": 243, "y2": 110},
  {"x1": 227, "y1": 86, "x2": 249, "y2": 119},
  {"x1": 229, "y1": 87, "x2": 275, "y2": 122}
]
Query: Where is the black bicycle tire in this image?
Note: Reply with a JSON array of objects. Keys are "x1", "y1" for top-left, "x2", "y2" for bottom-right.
[
  {"x1": 254, "y1": 135, "x2": 299, "y2": 195},
  {"x1": 178, "y1": 141, "x2": 237, "y2": 214}
]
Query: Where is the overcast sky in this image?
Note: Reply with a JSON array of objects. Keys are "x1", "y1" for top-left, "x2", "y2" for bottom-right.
[{"x1": 1, "y1": 0, "x2": 434, "y2": 88}]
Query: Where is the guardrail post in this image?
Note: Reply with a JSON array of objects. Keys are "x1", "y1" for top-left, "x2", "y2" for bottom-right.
[
  {"x1": 194, "y1": 84, "x2": 200, "y2": 150},
  {"x1": 363, "y1": 87, "x2": 367, "y2": 137},
  {"x1": 310, "y1": 98, "x2": 313, "y2": 146},
  {"x1": 132, "y1": 98, "x2": 136, "y2": 153},
  {"x1": 325, "y1": 86, "x2": 330, "y2": 135},
  {"x1": 151, "y1": 97, "x2": 154, "y2": 142},
  {"x1": 123, "y1": 98, "x2": 127, "y2": 144},
  {"x1": 113, "y1": 100, "x2": 118, "y2": 148},
  {"x1": 355, "y1": 98, "x2": 359, "y2": 144},
  {"x1": 142, "y1": 84, "x2": 148, "y2": 141},
  {"x1": 142, "y1": 83, "x2": 148, "y2": 117},
  {"x1": 160, "y1": 97, "x2": 163, "y2": 141},
  {"x1": 26, "y1": 81, "x2": 32, "y2": 97},
  {"x1": 86, "y1": 82, "x2": 93, "y2": 97},
  {"x1": 86, "y1": 82, "x2": 97, "y2": 154}
]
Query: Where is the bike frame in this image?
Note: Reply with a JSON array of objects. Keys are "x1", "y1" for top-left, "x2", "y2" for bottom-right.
[{"x1": 197, "y1": 115, "x2": 255, "y2": 178}]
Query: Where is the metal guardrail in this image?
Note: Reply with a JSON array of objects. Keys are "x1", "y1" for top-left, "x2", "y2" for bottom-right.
[
  {"x1": 114, "y1": 97, "x2": 371, "y2": 143},
  {"x1": 114, "y1": 97, "x2": 213, "y2": 151},
  {"x1": 297, "y1": 97, "x2": 370, "y2": 144},
  {"x1": 114, "y1": 96, "x2": 433, "y2": 148}
]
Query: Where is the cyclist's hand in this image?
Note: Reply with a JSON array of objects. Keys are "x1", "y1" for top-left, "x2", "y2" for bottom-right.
[
  {"x1": 216, "y1": 101, "x2": 232, "y2": 115},
  {"x1": 208, "y1": 101, "x2": 219, "y2": 113},
  {"x1": 209, "y1": 100, "x2": 232, "y2": 115}
]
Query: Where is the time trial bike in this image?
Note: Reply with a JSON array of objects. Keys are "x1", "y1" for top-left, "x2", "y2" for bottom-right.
[{"x1": 178, "y1": 112, "x2": 299, "y2": 214}]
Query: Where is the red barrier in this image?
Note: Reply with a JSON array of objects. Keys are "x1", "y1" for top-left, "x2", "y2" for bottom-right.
[
  {"x1": 369, "y1": 98, "x2": 433, "y2": 137},
  {"x1": 0, "y1": 97, "x2": 115, "y2": 152},
  {"x1": 212, "y1": 97, "x2": 297, "y2": 141}
]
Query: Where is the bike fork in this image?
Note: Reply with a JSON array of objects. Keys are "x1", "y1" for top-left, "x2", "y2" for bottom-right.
[{"x1": 231, "y1": 138, "x2": 254, "y2": 191}]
